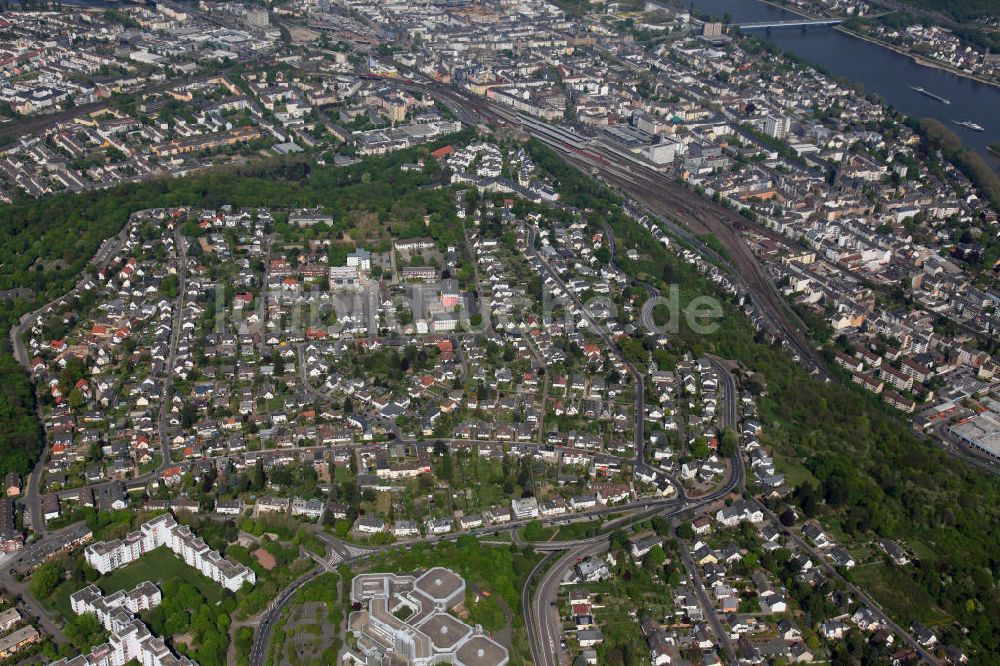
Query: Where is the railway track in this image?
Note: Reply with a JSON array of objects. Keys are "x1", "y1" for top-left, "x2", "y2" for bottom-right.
[
  {"x1": 514, "y1": 116, "x2": 828, "y2": 377},
  {"x1": 371, "y1": 80, "x2": 828, "y2": 379},
  {"x1": 600, "y1": 164, "x2": 829, "y2": 378},
  {"x1": 436, "y1": 90, "x2": 828, "y2": 377}
]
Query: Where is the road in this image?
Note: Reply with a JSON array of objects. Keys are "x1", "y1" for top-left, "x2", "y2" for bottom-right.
[
  {"x1": 415, "y1": 80, "x2": 829, "y2": 381},
  {"x1": 519, "y1": 357, "x2": 745, "y2": 665},
  {"x1": 547, "y1": 136, "x2": 829, "y2": 381},
  {"x1": 521, "y1": 224, "x2": 649, "y2": 478},
  {"x1": 707, "y1": 354, "x2": 746, "y2": 494},
  {"x1": 930, "y1": 419, "x2": 1000, "y2": 477},
  {"x1": 197, "y1": 359, "x2": 745, "y2": 665},
  {"x1": 677, "y1": 524, "x2": 738, "y2": 666},
  {"x1": 248, "y1": 565, "x2": 324, "y2": 666},
  {"x1": 526, "y1": 543, "x2": 607, "y2": 666},
  {"x1": 156, "y1": 231, "x2": 187, "y2": 467},
  {"x1": 365, "y1": 277, "x2": 380, "y2": 340},
  {"x1": 245, "y1": 416, "x2": 748, "y2": 666},
  {"x1": 670, "y1": 356, "x2": 740, "y2": 666},
  {"x1": 13, "y1": 225, "x2": 131, "y2": 534},
  {"x1": 0, "y1": 566, "x2": 67, "y2": 642},
  {"x1": 601, "y1": 219, "x2": 665, "y2": 336},
  {"x1": 0, "y1": 52, "x2": 271, "y2": 148},
  {"x1": 767, "y1": 502, "x2": 942, "y2": 665},
  {"x1": 523, "y1": 551, "x2": 560, "y2": 666},
  {"x1": 1, "y1": 73, "x2": 943, "y2": 665},
  {"x1": 297, "y1": 343, "x2": 332, "y2": 403},
  {"x1": 7, "y1": 126, "x2": 749, "y2": 664},
  {"x1": 0, "y1": 522, "x2": 97, "y2": 643}
]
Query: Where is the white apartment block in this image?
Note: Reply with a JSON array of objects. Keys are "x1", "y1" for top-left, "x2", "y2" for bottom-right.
[
  {"x1": 53, "y1": 582, "x2": 195, "y2": 666},
  {"x1": 510, "y1": 497, "x2": 539, "y2": 520},
  {"x1": 85, "y1": 514, "x2": 256, "y2": 592}
]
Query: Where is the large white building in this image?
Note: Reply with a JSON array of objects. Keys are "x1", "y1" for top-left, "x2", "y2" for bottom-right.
[
  {"x1": 84, "y1": 514, "x2": 256, "y2": 592},
  {"x1": 52, "y1": 582, "x2": 195, "y2": 666},
  {"x1": 345, "y1": 568, "x2": 508, "y2": 666}
]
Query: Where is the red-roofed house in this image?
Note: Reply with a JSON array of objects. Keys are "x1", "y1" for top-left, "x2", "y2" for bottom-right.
[{"x1": 431, "y1": 145, "x2": 453, "y2": 160}]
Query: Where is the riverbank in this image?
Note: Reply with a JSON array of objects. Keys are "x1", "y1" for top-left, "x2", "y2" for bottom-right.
[
  {"x1": 740, "y1": 0, "x2": 1000, "y2": 92},
  {"x1": 834, "y1": 25, "x2": 1000, "y2": 92}
]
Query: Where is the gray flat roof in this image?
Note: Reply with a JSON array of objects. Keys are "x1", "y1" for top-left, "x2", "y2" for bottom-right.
[
  {"x1": 414, "y1": 567, "x2": 465, "y2": 605},
  {"x1": 951, "y1": 415, "x2": 1000, "y2": 457},
  {"x1": 455, "y1": 634, "x2": 509, "y2": 666},
  {"x1": 417, "y1": 611, "x2": 471, "y2": 651}
]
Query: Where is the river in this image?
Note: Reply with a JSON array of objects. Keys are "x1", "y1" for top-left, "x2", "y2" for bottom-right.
[{"x1": 682, "y1": 0, "x2": 1000, "y2": 168}]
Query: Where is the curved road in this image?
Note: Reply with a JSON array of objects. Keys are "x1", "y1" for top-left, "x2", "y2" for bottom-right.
[{"x1": 522, "y1": 551, "x2": 560, "y2": 666}]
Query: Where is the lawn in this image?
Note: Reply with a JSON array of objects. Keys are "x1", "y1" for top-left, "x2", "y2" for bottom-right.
[
  {"x1": 773, "y1": 458, "x2": 816, "y2": 488},
  {"x1": 851, "y1": 563, "x2": 951, "y2": 628},
  {"x1": 520, "y1": 523, "x2": 556, "y2": 542},
  {"x1": 554, "y1": 519, "x2": 606, "y2": 541},
  {"x1": 452, "y1": 457, "x2": 506, "y2": 512},
  {"x1": 374, "y1": 490, "x2": 393, "y2": 515},
  {"x1": 96, "y1": 547, "x2": 227, "y2": 605},
  {"x1": 904, "y1": 538, "x2": 939, "y2": 564}
]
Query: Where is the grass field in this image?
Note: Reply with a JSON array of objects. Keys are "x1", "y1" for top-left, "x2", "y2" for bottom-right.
[
  {"x1": 774, "y1": 458, "x2": 817, "y2": 488},
  {"x1": 519, "y1": 524, "x2": 556, "y2": 542},
  {"x1": 905, "y1": 538, "x2": 939, "y2": 563},
  {"x1": 374, "y1": 491, "x2": 392, "y2": 515},
  {"x1": 96, "y1": 547, "x2": 227, "y2": 604},
  {"x1": 851, "y1": 563, "x2": 951, "y2": 628},
  {"x1": 554, "y1": 519, "x2": 606, "y2": 541}
]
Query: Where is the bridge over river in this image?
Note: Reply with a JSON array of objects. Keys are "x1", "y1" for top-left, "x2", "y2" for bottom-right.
[{"x1": 733, "y1": 18, "x2": 843, "y2": 29}]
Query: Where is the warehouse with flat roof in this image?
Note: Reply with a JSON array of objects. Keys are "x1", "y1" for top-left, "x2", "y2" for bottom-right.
[{"x1": 950, "y1": 407, "x2": 1000, "y2": 458}]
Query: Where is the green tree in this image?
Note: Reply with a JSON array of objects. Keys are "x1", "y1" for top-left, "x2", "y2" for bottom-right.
[
  {"x1": 160, "y1": 273, "x2": 179, "y2": 298},
  {"x1": 690, "y1": 436, "x2": 710, "y2": 459},
  {"x1": 251, "y1": 460, "x2": 265, "y2": 492},
  {"x1": 30, "y1": 561, "x2": 61, "y2": 600},
  {"x1": 64, "y1": 613, "x2": 106, "y2": 652},
  {"x1": 438, "y1": 453, "x2": 453, "y2": 482},
  {"x1": 719, "y1": 427, "x2": 739, "y2": 457},
  {"x1": 644, "y1": 544, "x2": 667, "y2": 568}
]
